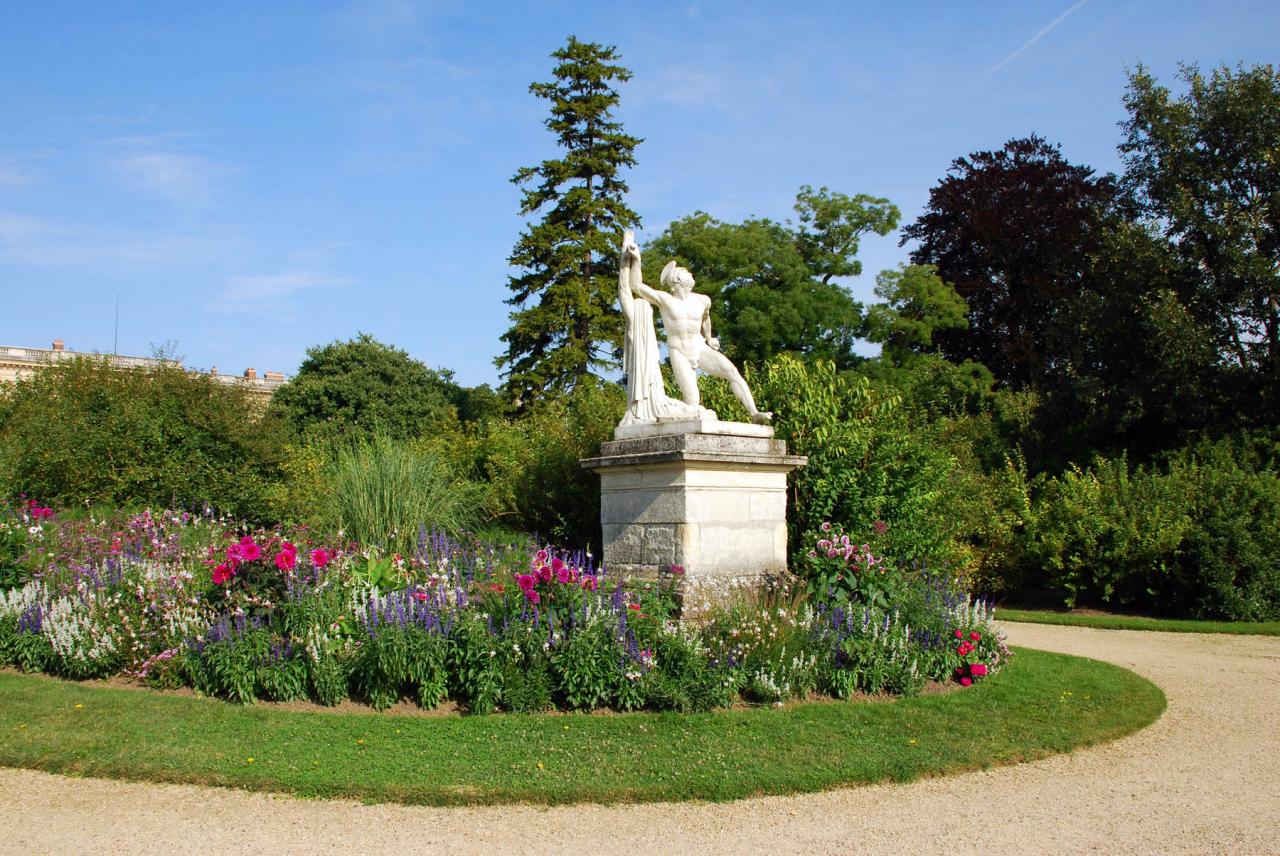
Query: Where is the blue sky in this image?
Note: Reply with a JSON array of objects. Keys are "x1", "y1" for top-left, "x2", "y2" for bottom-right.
[{"x1": 2, "y1": 0, "x2": 1276, "y2": 386}]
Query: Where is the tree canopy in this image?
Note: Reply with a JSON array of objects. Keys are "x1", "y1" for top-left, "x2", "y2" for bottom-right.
[
  {"x1": 497, "y1": 37, "x2": 641, "y2": 404},
  {"x1": 268, "y1": 334, "x2": 460, "y2": 440},
  {"x1": 902, "y1": 135, "x2": 1121, "y2": 392},
  {"x1": 646, "y1": 187, "x2": 899, "y2": 368},
  {"x1": 1121, "y1": 62, "x2": 1280, "y2": 422}
]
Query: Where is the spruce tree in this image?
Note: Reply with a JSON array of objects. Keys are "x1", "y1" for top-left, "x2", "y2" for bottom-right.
[{"x1": 497, "y1": 36, "x2": 641, "y2": 403}]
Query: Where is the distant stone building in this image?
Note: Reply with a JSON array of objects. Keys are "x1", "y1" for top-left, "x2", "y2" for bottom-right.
[{"x1": 0, "y1": 339, "x2": 287, "y2": 404}]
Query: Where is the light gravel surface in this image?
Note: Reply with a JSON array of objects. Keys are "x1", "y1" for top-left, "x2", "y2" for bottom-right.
[{"x1": 2, "y1": 623, "x2": 1278, "y2": 855}]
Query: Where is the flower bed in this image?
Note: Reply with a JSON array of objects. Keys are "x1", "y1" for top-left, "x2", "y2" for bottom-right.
[{"x1": 0, "y1": 501, "x2": 1009, "y2": 713}]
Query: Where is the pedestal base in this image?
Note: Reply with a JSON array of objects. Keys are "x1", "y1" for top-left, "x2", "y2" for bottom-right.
[{"x1": 581, "y1": 430, "x2": 807, "y2": 592}]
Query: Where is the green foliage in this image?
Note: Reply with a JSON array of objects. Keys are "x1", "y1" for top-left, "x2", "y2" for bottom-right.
[
  {"x1": 498, "y1": 36, "x2": 641, "y2": 401},
  {"x1": 448, "y1": 614, "x2": 503, "y2": 714},
  {"x1": 479, "y1": 381, "x2": 622, "y2": 548},
  {"x1": 814, "y1": 607, "x2": 925, "y2": 698},
  {"x1": 0, "y1": 357, "x2": 286, "y2": 520},
  {"x1": 319, "y1": 434, "x2": 482, "y2": 558},
  {"x1": 731, "y1": 355, "x2": 964, "y2": 569},
  {"x1": 864, "y1": 264, "x2": 969, "y2": 365},
  {"x1": 1121, "y1": 62, "x2": 1280, "y2": 421},
  {"x1": 350, "y1": 625, "x2": 449, "y2": 711},
  {"x1": 185, "y1": 627, "x2": 274, "y2": 705},
  {"x1": 794, "y1": 185, "x2": 901, "y2": 284},
  {"x1": 980, "y1": 435, "x2": 1280, "y2": 620},
  {"x1": 795, "y1": 522, "x2": 906, "y2": 610},
  {"x1": 646, "y1": 187, "x2": 899, "y2": 368},
  {"x1": 551, "y1": 617, "x2": 620, "y2": 710},
  {"x1": 268, "y1": 334, "x2": 459, "y2": 442}
]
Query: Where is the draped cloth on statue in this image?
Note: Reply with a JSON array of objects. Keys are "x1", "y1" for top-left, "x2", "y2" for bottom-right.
[{"x1": 619, "y1": 278, "x2": 700, "y2": 427}]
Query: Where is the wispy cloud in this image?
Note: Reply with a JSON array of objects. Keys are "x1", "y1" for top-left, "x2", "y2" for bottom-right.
[
  {"x1": 0, "y1": 156, "x2": 36, "y2": 187},
  {"x1": 986, "y1": 0, "x2": 1089, "y2": 78},
  {"x1": 213, "y1": 271, "x2": 348, "y2": 315},
  {"x1": 0, "y1": 211, "x2": 240, "y2": 269},
  {"x1": 111, "y1": 151, "x2": 231, "y2": 208}
]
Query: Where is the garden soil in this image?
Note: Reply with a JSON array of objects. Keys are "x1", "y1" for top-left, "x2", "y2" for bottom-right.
[{"x1": 2, "y1": 624, "x2": 1277, "y2": 855}]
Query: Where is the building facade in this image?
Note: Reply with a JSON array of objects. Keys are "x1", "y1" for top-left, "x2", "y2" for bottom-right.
[{"x1": 0, "y1": 340, "x2": 287, "y2": 404}]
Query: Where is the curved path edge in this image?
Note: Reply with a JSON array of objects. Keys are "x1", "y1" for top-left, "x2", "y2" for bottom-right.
[{"x1": 1, "y1": 623, "x2": 1277, "y2": 855}]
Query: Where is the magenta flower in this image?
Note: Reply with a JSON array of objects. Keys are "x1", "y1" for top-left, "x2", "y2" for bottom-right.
[
  {"x1": 820, "y1": 521, "x2": 832, "y2": 533},
  {"x1": 274, "y1": 550, "x2": 296, "y2": 572},
  {"x1": 537, "y1": 564, "x2": 553, "y2": 583},
  {"x1": 970, "y1": 663, "x2": 988, "y2": 677},
  {"x1": 960, "y1": 676, "x2": 973, "y2": 687},
  {"x1": 555, "y1": 564, "x2": 571, "y2": 584},
  {"x1": 535, "y1": 548, "x2": 549, "y2": 564},
  {"x1": 212, "y1": 563, "x2": 235, "y2": 585},
  {"x1": 516, "y1": 574, "x2": 536, "y2": 593},
  {"x1": 525, "y1": 590, "x2": 541, "y2": 604},
  {"x1": 238, "y1": 537, "x2": 261, "y2": 562},
  {"x1": 310, "y1": 548, "x2": 331, "y2": 568}
]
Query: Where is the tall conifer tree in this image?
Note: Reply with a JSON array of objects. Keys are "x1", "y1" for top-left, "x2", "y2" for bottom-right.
[{"x1": 497, "y1": 37, "x2": 641, "y2": 403}]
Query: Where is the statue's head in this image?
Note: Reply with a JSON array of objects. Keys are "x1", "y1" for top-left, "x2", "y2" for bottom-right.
[{"x1": 660, "y1": 261, "x2": 695, "y2": 295}]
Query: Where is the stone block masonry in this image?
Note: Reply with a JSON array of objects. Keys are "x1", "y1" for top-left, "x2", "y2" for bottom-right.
[{"x1": 581, "y1": 429, "x2": 806, "y2": 590}]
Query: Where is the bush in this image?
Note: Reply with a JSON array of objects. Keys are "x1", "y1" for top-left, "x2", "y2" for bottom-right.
[
  {"x1": 701, "y1": 355, "x2": 965, "y2": 570},
  {"x1": 982, "y1": 435, "x2": 1280, "y2": 620},
  {"x1": 0, "y1": 357, "x2": 286, "y2": 520},
  {"x1": 477, "y1": 381, "x2": 622, "y2": 550}
]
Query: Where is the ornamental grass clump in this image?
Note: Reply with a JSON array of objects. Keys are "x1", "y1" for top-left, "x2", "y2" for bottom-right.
[{"x1": 319, "y1": 434, "x2": 482, "y2": 558}]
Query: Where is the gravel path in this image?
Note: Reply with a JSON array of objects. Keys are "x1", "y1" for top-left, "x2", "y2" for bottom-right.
[{"x1": 2, "y1": 623, "x2": 1278, "y2": 855}]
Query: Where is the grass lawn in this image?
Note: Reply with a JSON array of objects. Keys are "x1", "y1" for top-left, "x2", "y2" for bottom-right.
[
  {"x1": 0, "y1": 647, "x2": 1164, "y2": 806},
  {"x1": 997, "y1": 608, "x2": 1280, "y2": 636}
]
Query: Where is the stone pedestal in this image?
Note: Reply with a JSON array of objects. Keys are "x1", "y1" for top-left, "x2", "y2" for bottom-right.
[{"x1": 580, "y1": 424, "x2": 806, "y2": 593}]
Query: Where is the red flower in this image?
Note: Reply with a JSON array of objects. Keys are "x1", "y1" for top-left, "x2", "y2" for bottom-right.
[
  {"x1": 580, "y1": 576, "x2": 598, "y2": 592},
  {"x1": 489, "y1": 583, "x2": 505, "y2": 593},
  {"x1": 412, "y1": 591, "x2": 429, "y2": 602},
  {"x1": 954, "y1": 629, "x2": 964, "y2": 639},
  {"x1": 960, "y1": 676, "x2": 973, "y2": 687},
  {"x1": 969, "y1": 631, "x2": 981, "y2": 642},
  {"x1": 627, "y1": 603, "x2": 641, "y2": 611},
  {"x1": 212, "y1": 563, "x2": 236, "y2": 585}
]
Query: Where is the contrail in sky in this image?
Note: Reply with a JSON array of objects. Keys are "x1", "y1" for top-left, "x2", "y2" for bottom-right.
[{"x1": 986, "y1": 0, "x2": 1090, "y2": 77}]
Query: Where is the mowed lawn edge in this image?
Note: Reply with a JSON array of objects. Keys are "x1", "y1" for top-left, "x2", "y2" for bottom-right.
[
  {"x1": 997, "y1": 609, "x2": 1280, "y2": 636},
  {"x1": 0, "y1": 647, "x2": 1165, "y2": 806}
]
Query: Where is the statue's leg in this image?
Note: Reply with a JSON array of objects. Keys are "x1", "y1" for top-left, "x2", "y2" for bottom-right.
[
  {"x1": 670, "y1": 351, "x2": 699, "y2": 406},
  {"x1": 700, "y1": 351, "x2": 771, "y2": 423}
]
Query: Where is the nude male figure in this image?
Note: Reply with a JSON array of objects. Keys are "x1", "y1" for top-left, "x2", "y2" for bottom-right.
[{"x1": 622, "y1": 240, "x2": 772, "y2": 425}]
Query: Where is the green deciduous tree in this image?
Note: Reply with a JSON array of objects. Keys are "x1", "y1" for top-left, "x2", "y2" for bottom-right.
[
  {"x1": 864, "y1": 263, "x2": 969, "y2": 365},
  {"x1": 646, "y1": 187, "x2": 899, "y2": 368},
  {"x1": 1121, "y1": 62, "x2": 1280, "y2": 420},
  {"x1": 268, "y1": 334, "x2": 459, "y2": 440},
  {"x1": 497, "y1": 37, "x2": 641, "y2": 403}
]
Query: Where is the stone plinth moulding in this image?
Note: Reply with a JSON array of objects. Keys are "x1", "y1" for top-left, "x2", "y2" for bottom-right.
[{"x1": 580, "y1": 426, "x2": 807, "y2": 592}]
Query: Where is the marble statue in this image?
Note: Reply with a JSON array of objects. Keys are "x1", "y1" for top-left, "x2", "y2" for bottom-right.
[
  {"x1": 619, "y1": 232, "x2": 772, "y2": 426},
  {"x1": 618, "y1": 231, "x2": 704, "y2": 426}
]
